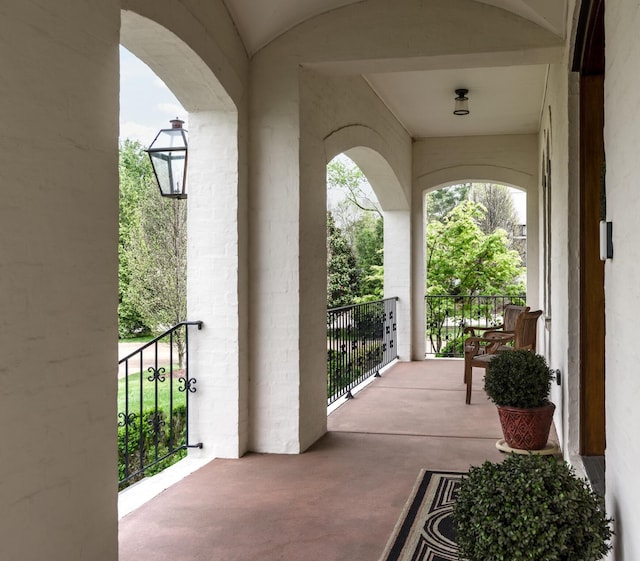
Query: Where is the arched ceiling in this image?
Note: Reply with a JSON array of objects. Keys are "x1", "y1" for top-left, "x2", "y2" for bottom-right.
[
  {"x1": 223, "y1": 0, "x2": 566, "y2": 56},
  {"x1": 221, "y1": 0, "x2": 567, "y2": 138}
]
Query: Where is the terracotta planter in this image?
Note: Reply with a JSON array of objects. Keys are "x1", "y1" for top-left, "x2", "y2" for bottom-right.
[{"x1": 496, "y1": 402, "x2": 555, "y2": 450}]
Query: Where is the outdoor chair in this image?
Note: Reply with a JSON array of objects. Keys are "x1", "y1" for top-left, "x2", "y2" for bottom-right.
[
  {"x1": 461, "y1": 304, "x2": 529, "y2": 382},
  {"x1": 462, "y1": 304, "x2": 529, "y2": 338},
  {"x1": 463, "y1": 309, "x2": 542, "y2": 404}
]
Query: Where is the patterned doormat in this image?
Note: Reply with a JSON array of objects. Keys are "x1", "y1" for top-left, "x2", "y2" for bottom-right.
[{"x1": 379, "y1": 470, "x2": 464, "y2": 561}]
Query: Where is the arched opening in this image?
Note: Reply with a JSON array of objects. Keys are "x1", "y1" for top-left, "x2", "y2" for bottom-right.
[
  {"x1": 326, "y1": 154, "x2": 383, "y2": 308},
  {"x1": 323, "y1": 130, "x2": 412, "y2": 365},
  {"x1": 325, "y1": 154, "x2": 388, "y2": 405},
  {"x1": 423, "y1": 181, "x2": 528, "y2": 358},
  {"x1": 117, "y1": 46, "x2": 191, "y2": 493},
  {"x1": 118, "y1": 9, "x2": 244, "y2": 511}
]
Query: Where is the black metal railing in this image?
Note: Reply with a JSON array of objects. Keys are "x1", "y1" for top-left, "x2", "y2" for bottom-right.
[
  {"x1": 425, "y1": 294, "x2": 526, "y2": 358},
  {"x1": 118, "y1": 320, "x2": 203, "y2": 489},
  {"x1": 327, "y1": 298, "x2": 398, "y2": 405}
]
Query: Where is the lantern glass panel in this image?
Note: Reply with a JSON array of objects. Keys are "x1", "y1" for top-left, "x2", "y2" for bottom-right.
[
  {"x1": 149, "y1": 151, "x2": 186, "y2": 197},
  {"x1": 147, "y1": 127, "x2": 188, "y2": 198}
]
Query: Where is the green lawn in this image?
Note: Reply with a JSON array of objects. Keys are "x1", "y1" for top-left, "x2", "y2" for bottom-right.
[{"x1": 118, "y1": 368, "x2": 186, "y2": 417}]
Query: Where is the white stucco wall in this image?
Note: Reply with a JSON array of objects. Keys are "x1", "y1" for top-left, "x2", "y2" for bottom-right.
[
  {"x1": 413, "y1": 134, "x2": 539, "y2": 359},
  {"x1": 301, "y1": 70, "x2": 412, "y2": 361},
  {"x1": 536, "y1": 56, "x2": 576, "y2": 457},
  {"x1": 604, "y1": 2, "x2": 640, "y2": 558},
  {"x1": 0, "y1": 3, "x2": 120, "y2": 560}
]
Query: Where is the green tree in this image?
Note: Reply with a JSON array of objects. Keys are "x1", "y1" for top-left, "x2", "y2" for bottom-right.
[
  {"x1": 353, "y1": 213, "x2": 384, "y2": 301},
  {"x1": 124, "y1": 184, "x2": 188, "y2": 365},
  {"x1": 426, "y1": 201, "x2": 525, "y2": 352},
  {"x1": 426, "y1": 183, "x2": 471, "y2": 223},
  {"x1": 118, "y1": 140, "x2": 155, "y2": 338},
  {"x1": 327, "y1": 211, "x2": 361, "y2": 308},
  {"x1": 327, "y1": 156, "x2": 384, "y2": 303},
  {"x1": 427, "y1": 201, "x2": 524, "y2": 296}
]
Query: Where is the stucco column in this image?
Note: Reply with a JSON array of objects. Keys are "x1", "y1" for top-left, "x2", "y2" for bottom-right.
[
  {"x1": 0, "y1": 2, "x2": 120, "y2": 559},
  {"x1": 187, "y1": 110, "x2": 248, "y2": 459},
  {"x1": 248, "y1": 56, "x2": 327, "y2": 453},
  {"x1": 384, "y1": 211, "x2": 413, "y2": 360}
]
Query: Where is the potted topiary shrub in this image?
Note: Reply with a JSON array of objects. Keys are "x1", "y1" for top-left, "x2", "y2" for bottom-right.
[
  {"x1": 484, "y1": 349, "x2": 555, "y2": 450},
  {"x1": 453, "y1": 453, "x2": 613, "y2": 561}
]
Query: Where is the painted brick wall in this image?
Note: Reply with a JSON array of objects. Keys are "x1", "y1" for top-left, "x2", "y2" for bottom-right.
[
  {"x1": 0, "y1": 2, "x2": 120, "y2": 560},
  {"x1": 604, "y1": 2, "x2": 640, "y2": 558}
]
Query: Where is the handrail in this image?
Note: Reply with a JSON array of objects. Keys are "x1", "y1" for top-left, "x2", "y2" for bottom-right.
[
  {"x1": 425, "y1": 294, "x2": 526, "y2": 357},
  {"x1": 118, "y1": 320, "x2": 203, "y2": 489},
  {"x1": 118, "y1": 320, "x2": 203, "y2": 364},
  {"x1": 327, "y1": 297, "x2": 398, "y2": 404}
]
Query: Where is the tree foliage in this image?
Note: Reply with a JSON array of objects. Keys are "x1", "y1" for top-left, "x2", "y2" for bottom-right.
[
  {"x1": 353, "y1": 213, "x2": 384, "y2": 300},
  {"x1": 327, "y1": 156, "x2": 384, "y2": 304},
  {"x1": 426, "y1": 200, "x2": 525, "y2": 297},
  {"x1": 425, "y1": 201, "x2": 525, "y2": 353},
  {"x1": 327, "y1": 211, "x2": 361, "y2": 308},
  {"x1": 125, "y1": 191, "x2": 187, "y2": 361},
  {"x1": 327, "y1": 157, "x2": 381, "y2": 220},
  {"x1": 425, "y1": 183, "x2": 470, "y2": 223},
  {"x1": 119, "y1": 140, "x2": 188, "y2": 365},
  {"x1": 118, "y1": 140, "x2": 155, "y2": 337},
  {"x1": 471, "y1": 182, "x2": 526, "y2": 263},
  {"x1": 470, "y1": 183, "x2": 518, "y2": 236}
]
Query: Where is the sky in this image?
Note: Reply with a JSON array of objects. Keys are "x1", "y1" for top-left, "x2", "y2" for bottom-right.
[{"x1": 119, "y1": 46, "x2": 187, "y2": 144}]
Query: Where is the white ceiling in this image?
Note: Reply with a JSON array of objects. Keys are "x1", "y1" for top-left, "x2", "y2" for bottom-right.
[
  {"x1": 222, "y1": 0, "x2": 565, "y2": 138},
  {"x1": 365, "y1": 65, "x2": 549, "y2": 138}
]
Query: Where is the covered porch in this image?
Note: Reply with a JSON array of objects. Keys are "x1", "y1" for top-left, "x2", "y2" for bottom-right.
[{"x1": 119, "y1": 359, "x2": 512, "y2": 560}]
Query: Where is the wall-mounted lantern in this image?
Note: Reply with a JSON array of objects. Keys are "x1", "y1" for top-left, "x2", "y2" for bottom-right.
[{"x1": 146, "y1": 118, "x2": 188, "y2": 199}]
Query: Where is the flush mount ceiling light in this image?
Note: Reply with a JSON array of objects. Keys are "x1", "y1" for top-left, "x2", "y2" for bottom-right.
[{"x1": 453, "y1": 88, "x2": 470, "y2": 116}]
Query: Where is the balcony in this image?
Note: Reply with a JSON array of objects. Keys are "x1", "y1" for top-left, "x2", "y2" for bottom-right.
[{"x1": 119, "y1": 358, "x2": 517, "y2": 561}]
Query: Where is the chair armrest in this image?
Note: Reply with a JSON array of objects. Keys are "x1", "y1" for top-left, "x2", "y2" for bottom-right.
[
  {"x1": 463, "y1": 323, "x2": 505, "y2": 336},
  {"x1": 482, "y1": 330, "x2": 515, "y2": 341},
  {"x1": 464, "y1": 331, "x2": 515, "y2": 356}
]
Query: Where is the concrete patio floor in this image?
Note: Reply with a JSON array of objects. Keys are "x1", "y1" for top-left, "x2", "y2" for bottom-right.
[{"x1": 118, "y1": 359, "x2": 524, "y2": 561}]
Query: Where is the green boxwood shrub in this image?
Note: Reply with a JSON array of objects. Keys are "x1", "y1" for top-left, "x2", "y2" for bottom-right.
[
  {"x1": 454, "y1": 454, "x2": 612, "y2": 561},
  {"x1": 118, "y1": 405, "x2": 187, "y2": 489},
  {"x1": 484, "y1": 349, "x2": 554, "y2": 408}
]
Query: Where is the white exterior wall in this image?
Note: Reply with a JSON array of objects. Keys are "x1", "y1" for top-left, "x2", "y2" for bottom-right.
[
  {"x1": 301, "y1": 70, "x2": 412, "y2": 360},
  {"x1": 248, "y1": 52, "x2": 307, "y2": 452},
  {"x1": 0, "y1": 3, "x2": 120, "y2": 560},
  {"x1": 604, "y1": 2, "x2": 640, "y2": 558},
  {"x1": 537, "y1": 56, "x2": 576, "y2": 456},
  {"x1": 188, "y1": 110, "x2": 248, "y2": 459},
  {"x1": 413, "y1": 135, "x2": 539, "y2": 359}
]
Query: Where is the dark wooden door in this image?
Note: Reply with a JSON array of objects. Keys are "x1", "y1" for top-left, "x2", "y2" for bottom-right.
[
  {"x1": 579, "y1": 73, "x2": 605, "y2": 455},
  {"x1": 576, "y1": 0, "x2": 605, "y2": 456}
]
